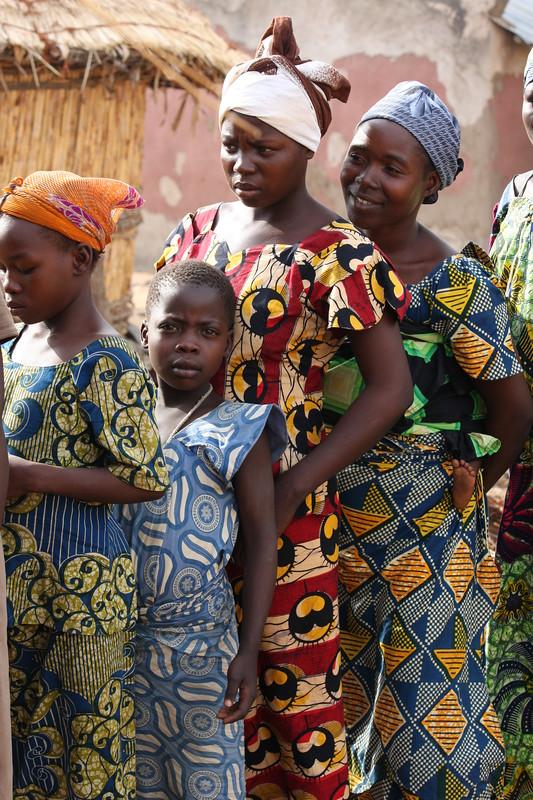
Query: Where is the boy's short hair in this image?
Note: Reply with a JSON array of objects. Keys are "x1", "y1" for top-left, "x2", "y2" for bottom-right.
[{"x1": 146, "y1": 260, "x2": 236, "y2": 326}]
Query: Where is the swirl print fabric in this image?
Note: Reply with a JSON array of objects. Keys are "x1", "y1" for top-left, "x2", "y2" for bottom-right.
[
  {"x1": 1, "y1": 335, "x2": 168, "y2": 799},
  {"x1": 118, "y1": 401, "x2": 286, "y2": 800},
  {"x1": 155, "y1": 204, "x2": 409, "y2": 799}
]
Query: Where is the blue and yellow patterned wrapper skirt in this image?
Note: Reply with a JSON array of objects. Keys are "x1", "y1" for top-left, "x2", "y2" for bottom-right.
[
  {"x1": 337, "y1": 433, "x2": 504, "y2": 799},
  {"x1": 9, "y1": 626, "x2": 135, "y2": 800}
]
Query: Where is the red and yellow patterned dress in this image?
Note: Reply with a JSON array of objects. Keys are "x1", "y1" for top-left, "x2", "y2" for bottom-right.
[{"x1": 156, "y1": 203, "x2": 409, "y2": 799}]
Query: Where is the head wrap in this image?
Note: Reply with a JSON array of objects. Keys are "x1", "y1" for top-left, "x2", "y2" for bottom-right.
[
  {"x1": 219, "y1": 17, "x2": 350, "y2": 152},
  {"x1": 524, "y1": 48, "x2": 533, "y2": 88},
  {"x1": 0, "y1": 171, "x2": 143, "y2": 251},
  {"x1": 360, "y1": 81, "x2": 463, "y2": 191}
]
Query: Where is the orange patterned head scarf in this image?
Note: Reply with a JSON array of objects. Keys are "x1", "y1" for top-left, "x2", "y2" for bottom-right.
[{"x1": 0, "y1": 171, "x2": 144, "y2": 252}]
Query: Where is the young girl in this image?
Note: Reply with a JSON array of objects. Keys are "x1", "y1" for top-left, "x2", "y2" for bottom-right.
[
  {"x1": 117, "y1": 260, "x2": 285, "y2": 800},
  {"x1": 0, "y1": 171, "x2": 169, "y2": 800},
  {"x1": 0, "y1": 285, "x2": 16, "y2": 800}
]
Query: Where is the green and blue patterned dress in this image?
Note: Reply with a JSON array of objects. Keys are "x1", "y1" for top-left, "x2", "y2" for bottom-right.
[
  {"x1": 324, "y1": 245, "x2": 520, "y2": 798},
  {"x1": 1, "y1": 335, "x2": 168, "y2": 800}
]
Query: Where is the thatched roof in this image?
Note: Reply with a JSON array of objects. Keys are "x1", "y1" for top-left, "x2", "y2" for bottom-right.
[{"x1": 0, "y1": 0, "x2": 246, "y2": 96}]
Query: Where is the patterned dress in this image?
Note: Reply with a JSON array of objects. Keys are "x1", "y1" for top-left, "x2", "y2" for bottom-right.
[
  {"x1": 118, "y1": 402, "x2": 286, "y2": 800},
  {"x1": 155, "y1": 203, "x2": 409, "y2": 800},
  {"x1": 487, "y1": 179, "x2": 533, "y2": 800},
  {"x1": 1, "y1": 335, "x2": 168, "y2": 800},
  {"x1": 324, "y1": 246, "x2": 520, "y2": 798}
]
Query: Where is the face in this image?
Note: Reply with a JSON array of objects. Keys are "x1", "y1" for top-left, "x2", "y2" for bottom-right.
[
  {"x1": 142, "y1": 283, "x2": 232, "y2": 393},
  {"x1": 0, "y1": 215, "x2": 87, "y2": 324},
  {"x1": 340, "y1": 119, "x2": 440, "y2": 232},
  {"x1": 220, "y1": 113, "x2": 312, "y2": 208},
  {"x1": 522, "y1": 81, "x2": 533, "y2": 145}
]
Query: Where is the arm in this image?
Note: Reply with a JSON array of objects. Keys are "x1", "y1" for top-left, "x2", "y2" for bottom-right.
[
  {"x1": 472, "y1": 373, "x2": 533, "y2": 490},
  {"x1": 275, "y1": 309, "x2": 412, "y2": 532},
  {"x1": 218, "y1": 431, "x2": 277, "y2": 723},
  {"x1": 7, "y1": 457, "x2": 165, "y2": 504}
]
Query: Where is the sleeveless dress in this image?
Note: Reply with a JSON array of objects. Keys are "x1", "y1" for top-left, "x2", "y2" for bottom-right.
[
  {"x1": 119, "y1": 401, "x2": 286, "y2": 800},
  {"x1": 1, "y1": 335, "x2": 168, "y2": 800},
  {"x1": 324, "y1": 245, "x2": 518, "y2": 798},
  {"x1": 155, "y1": 204, "x2": 409, "y2": 800}
]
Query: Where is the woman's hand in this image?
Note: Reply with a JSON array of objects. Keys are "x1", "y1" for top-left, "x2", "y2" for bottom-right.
[
  {"x1": 217, "y1": 648, "x2": 258, "y2": 724},
  {"x1": 7, "y1": 454, "x2": 36, "y2": 498}
]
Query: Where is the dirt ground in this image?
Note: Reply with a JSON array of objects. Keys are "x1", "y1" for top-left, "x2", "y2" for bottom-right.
[{"x1": 131, "y1": 269, "x2": 508, "y2": 555}]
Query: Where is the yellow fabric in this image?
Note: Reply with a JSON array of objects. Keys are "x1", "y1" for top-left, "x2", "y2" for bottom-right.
[{"x1": 0, "y1": 171, "x2": 143, "y2": 251}]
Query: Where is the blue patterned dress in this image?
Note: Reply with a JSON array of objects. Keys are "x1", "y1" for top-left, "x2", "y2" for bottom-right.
[
  {"x1": 118, "y1": 401, "x2": 286, "y2": 800},
  {"x1": 324, "y1": 247, "x2": 521, "y2": 798},
  {"x1": 1, "y1": 335, "x2": 168, "y2": 800}
]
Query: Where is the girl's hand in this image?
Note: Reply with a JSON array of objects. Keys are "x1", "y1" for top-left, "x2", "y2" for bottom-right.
[
  {"x1": 7, "y1": 454, "x2": 36, "y2": 498},
  {"x1": 217, "y1": 649, "x2": 258, "y2": 724},
  {"x1": 274, "y1": 470, "x2": 303, "y2": 534}
]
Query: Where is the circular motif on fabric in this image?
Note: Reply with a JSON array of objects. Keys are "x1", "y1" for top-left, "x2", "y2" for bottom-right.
[
  {"x1": 289, "y1": 592, "x2": 334, "y2": 644},
  {"x1": 144, "y1": 491, "x2": 170, "y2": 516},
  {"x1": 192, "y1": 494, "x2": 220, "y2": 533},
  {"x1": 217, "y1": 402, "x2": 243, "y2": 421},
  {"x1": 200, "y1": 443, "x2": 223, "y2": 472},
  {"x1": 246, "y1": 723, "x2": 281, "y2": 772},
  {"x1": 172, "y1": 566, "x2": 203, "y2": 597},
  {"x1": 207, "y1": 592, "x2": 229, "y2": 620},
  {"x1": 287, "y1": 337, "x2": 319, "y2": 375},
  {"x1": 292, "y1": 725, "x2": 335, "y2": 778},
  {"x1": 142, "y1": 554, "x2": 159, "y2": 591},
  {"x1": 285, "y1": 400, "x2": 323, "y2": 453},
  {"x1": 260, "y1": 666, "x2": 298, "y2": 713},
  {"x1": 137, "y1": 756, "x2": 162, "y2": 787},
  {"x1": 325, "y1": 650, "x2": 342, "y2": 701},
  {"x1": 183, "y1": 707, "x2": 219, "y2": 740},
  {"x1": 180, "y1": 653, "x2": 216, "y2": 676},
  {"x1": 135, "y1": 698, "x2": 152, "y2": 728},
  {"x1": 188, "y1": 770, "x2": 223, "y2": 800},
  {"x1": 277, "y1": 534, "x2": 296, "y2": 581},
  {"x1": 229, "y1": 359, "x2": 267, "y2": 403},
  {"x1": 151, "y1": 624, "x2": 185, "y2": 647},
  {"x1": 320, "y1": 513, "x2": 339, "y2": 564},
  {"x1": 240, "y1": 286, "x2": 287, "y2": 334}
]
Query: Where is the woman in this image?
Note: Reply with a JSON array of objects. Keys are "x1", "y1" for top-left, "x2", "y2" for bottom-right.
[
  {"x1": 155, "y1": 17, "x2": 412, "y2": 800},
  {"x1": 326, "y1": 81, "x2": 532, "y2": 798},
  {"x1": 486, "y1": 48, "x2": 533, "y2": 800}
]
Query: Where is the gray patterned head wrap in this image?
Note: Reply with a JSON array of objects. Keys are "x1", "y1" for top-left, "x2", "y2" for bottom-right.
[
  {"x1": 525, "y1": 48, "x2": 533, "y2": 88},
  {"x1": 359, "y1": 81, "x2": 463, "y2": 192}
]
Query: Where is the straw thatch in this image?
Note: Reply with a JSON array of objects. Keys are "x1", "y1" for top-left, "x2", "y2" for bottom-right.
[{"x1": 0, "y1": 0, "x2": 245, "y2": 333}]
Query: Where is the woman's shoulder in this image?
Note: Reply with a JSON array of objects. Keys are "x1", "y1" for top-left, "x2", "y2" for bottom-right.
[
  {"x1": 68, "y1": 335, "x2": 150, "y2": 386},
  {"x1": 429, "y1": 243, "x2": 494, "y2": 284}
]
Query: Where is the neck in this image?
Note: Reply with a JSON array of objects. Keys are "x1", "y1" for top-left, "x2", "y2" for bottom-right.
[
  {"x1": 245, "y1": 181, "x2": 316, "y2": 227},
  {"x1": 156, "y1": 380, "x2": 212, "y2": 410},
  {"x1": 363, "y1": 216, "x2": 421, "y2": 263},
  {"x1": 38, "y1": 285, "x2": 107, "y2": 340}
]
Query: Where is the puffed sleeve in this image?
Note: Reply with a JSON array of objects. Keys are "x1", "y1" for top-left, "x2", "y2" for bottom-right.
[
  {"x1": 71, "y1": 338, "x2": 169, "y2": 491},
  {"x1": 0, "y1": 285, "x2": 16, "y2": 343},
  {"x1": 179, "y1": 402, "x2": 287, "y2": 482},
  {"x1": 304, "y1": 221, "x2": 410, "y2": 331},
  {"x1": 428, "y1": 251, "x2": 522, "y2": 381}
]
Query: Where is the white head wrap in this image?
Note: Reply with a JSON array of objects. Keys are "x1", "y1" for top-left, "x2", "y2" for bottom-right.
[
  {"x1": 219, "y1": 62, "x2": 325, "y2": 152},
  {"x1": 218, "y1": 17, "x2": 350, "y2": 153}
]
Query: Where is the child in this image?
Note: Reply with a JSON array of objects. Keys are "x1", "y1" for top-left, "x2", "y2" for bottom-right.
[
  {"x1": 0, "y1": 285, "x2": 16, "y2": 800},
  {"x1": 117, "y1": 261, "x2": 285, "y2": 800},
  {"x1": 0, "y1": 171, "x2": 169, "y2": 799}
]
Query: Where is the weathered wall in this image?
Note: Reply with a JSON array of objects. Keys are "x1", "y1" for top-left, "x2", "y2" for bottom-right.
[{"x1": 136, "y1": 0, "x2": 531, "y2": 272}]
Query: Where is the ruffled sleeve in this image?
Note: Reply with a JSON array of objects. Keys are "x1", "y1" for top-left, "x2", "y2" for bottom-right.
[
  {"x1": 71, "y1": 338, "x2": 169, "y2": 491},
  {"x1": 304, "y1": 221, "x2": 409, "y2": 332},
  {"x1": 427, "y1": 249, "x2": 522, "y2": 381},
  {"x1": 154, "y1": 204, "x2": 221, "y2": 271},
  {"x1": 178, "y1": 402, "x2": 287, "y2": 482}
]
